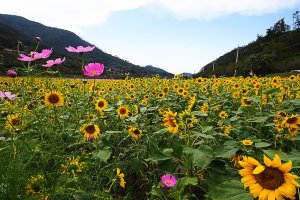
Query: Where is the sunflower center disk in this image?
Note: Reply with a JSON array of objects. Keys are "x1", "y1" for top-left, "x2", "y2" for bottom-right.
[
  {"x1": 133, "y1": 129, "x2": 141, "y2": 136},
  {"x1": 120, "y1": 108, "x2": 127, "y2": 115},
  {"x1": 49, "y1": 94, "x2": 59, "y2": 103},
  {"x1": 287, "y1": 117, "x2": 297, "y2": 124},
  {"x1": 253, "y1": 167, "x2": 284, "y2": 190},
  {"x1": 11, "y1": 118, "x2": 20, "y2": 126},
  {"x1": 85, "y1": 125, "x2": 96, "y2": 134},
  {"x1": 98, "y1": 101, "x2": 105, "y2": 107}
]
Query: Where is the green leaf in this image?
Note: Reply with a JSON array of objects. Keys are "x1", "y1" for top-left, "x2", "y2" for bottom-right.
[
  {"x1": 92, "y1": 148, "x2": 112, "y2": 163},
  {"x1": 183, "y1": 146, "x2": 212, "y2": 169},
  {"x1": 176, "y1": 177, "x2": 198, "y2": 192},
  {"x1": 154, "y1": 128, "x2": 168, "y2": 134},
  {"x1": 140, "y1": 107, "x2": 147, "y2": 113},
  {"x1": 255, "y1": 142, "x2": 271, "y2": 148},
  {"x1": 190, "y1": 111, "x2": 208, "y2": 116},
  {"x1": 286, "y1": 150, "x2": 300, "y2": 168},
  {"x1": 230, "y1": 115, "x2": 239, "y2": 121},
  {"x1": 206, "y1": 179, "x2": 253, "y2": 200},
  {"x1": 266, "y1": 88, "x2": 280, "y2": 95},
  {"x1": 146, "y1": 148, "x2": 173, "y2": 162},
  {"x1": 150, "y1": 186, "x2": 164, "y2": 200},
  {"x1": 202, "y1": 126, "x2": 213, "y2": 133},
  {"x1": 73, "y1": 190, "x2": 90, "y2": 200},
  {"x1": 215, "y1": 147, "x2": 239, "y2": 159},
  {"x1": 263, "y1": 150, "x2": 289, "y2": 162},
  {"x1": 192, "y1": 131, "x2": 215, "y2": 139},
  {"x1": 248, "y1": 116, "x2": 269, "y2": 123}
]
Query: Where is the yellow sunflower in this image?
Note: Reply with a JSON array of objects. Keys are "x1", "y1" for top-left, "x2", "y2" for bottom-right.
[
  {"x1": 200, "y1": 103, "x2": 209, "y2": 113},
  {"x1": 163, "y1": 110, "x2": 179, "y2": 134},
  {"x1": 80, "y1": 123, "x2": 100, "y2": 140},
  {"x1": 242, "y1": 139, "x2": 253, "y2": 146},
  {"x1": 5, "y1": 113, "x2": 24, "y2": 130},
  {"x1": 241, "y1": 97, "x2": 252, "y2": 106},
  {"x1": 116, "y1": 168, "x2": 126, "y2": 188},
  {"x1": 282, "y1": 114, "x2": 300, "y2": 129},
  {"x1": 117, "y1": 105, "x2": 130, "y2": 118},
  {"x1": 95, "y1": 98, "x2": 108, "y2": 112},
  {"x1": 44, "y1": 91, "x2": 64, "y2": 107},
  {"x1": 219, "y1": 111, "x2": 228, "y2": 119},
  {"x1": 239, "y1": 154, "x2": 300, "y2": 200},
  {"x1": 128, "y1": 127, "x2": 143, "y2": 140}
]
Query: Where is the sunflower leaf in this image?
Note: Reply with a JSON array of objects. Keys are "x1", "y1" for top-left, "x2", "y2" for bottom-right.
[
  {"x1": 92, "y1": 148, "x2": 112, "y2": 163},
  {"x1": 206, "y1": 179, "x2": 253, "y2": 200}
]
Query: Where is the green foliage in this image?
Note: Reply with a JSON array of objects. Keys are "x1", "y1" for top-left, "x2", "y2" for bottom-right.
[{"x1": 195, "y1": 18, "x2": 300, "y2": 78}]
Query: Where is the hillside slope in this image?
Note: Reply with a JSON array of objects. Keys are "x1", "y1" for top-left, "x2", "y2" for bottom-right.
[
  {"x1": 195, "y1": 28, "x2": 300, "y2": 77},
  {"x1": 0, "y1": 14, "x2": 173, "y2": 78}
]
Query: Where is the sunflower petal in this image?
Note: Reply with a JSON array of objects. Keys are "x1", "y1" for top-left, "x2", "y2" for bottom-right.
[
  {"x1": 253, "y1": 165, "x2": 265, "y2": 174},
  {"x1": 263, "y1": 155, "x2": 272, "y2": 167},
  {"x1": 259, "y1": 189, "x2": 270, "y2": 200},
  {"x1": 267, "y1": 190, "x2": 275, "y2": 200},
  {"x1": 278, "y1": 160, "x2": 292, "y2": 172},
  {"x1": 249, "y1": 183, "x2": 263, "y2": 198},
  {"x1": 271, "y1": 154, "x2": 281, "y2": 168},
  {"x1": 247, "y1": 157, "x2": 261, "y2": 166}
]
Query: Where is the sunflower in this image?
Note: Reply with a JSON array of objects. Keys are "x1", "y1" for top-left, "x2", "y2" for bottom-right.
[
  {"x1": 95, "y1": 98, "x2": 108, "y2": 112},
  {"x1": 232, "y1": 91, "x2": 240, "y2": 99},
  {"x1": 128, "y1": 127, "x2": 143, "y2": 140},
  {"x1": 223, "y1": 124, "x2": 232, "y2": 136},
  {"x1": 242, "y1": 139, "x2": 253, "y2": 146},
  {"x1": 80, "y1": 123, "x2": 100, "y2": 140},
  {"x1": 117, "y1": 105, "x2": 130, "y2": 118},
  {"x1": 6, "y1": 113, "x2": 24, "y2": 130},
  {"x1": 282, "y1": 114, "x2": 300, "y2": 129},
  {"x1": 61, "y1": 156, "x2": 84, "y2": 176},
  {"x1": 239, "y1": 154, "x2": 300, "y2": 200},
  {"x1": 116, "y1": 168, "x2": 126, "y2": 188},
  {"x1": 219, "y1": 111, "x2": 228, "y2": 119},
  {"x1": 241, "y1": 97, "x2": 252, "y2": 106},
  {"x1": 200, "y1": 103, "x2": 209, "y2": 113},
  {"x1": 163, "y1": 110, "x2": 179, "y2": 134},
  {"x1": 44, "y1": 91, "x2": 64, "y2": 107},
  {"x1": 25, "y1": 174, "x2": 45, "y2": 195}
]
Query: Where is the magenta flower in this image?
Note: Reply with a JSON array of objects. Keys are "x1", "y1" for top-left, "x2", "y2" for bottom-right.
[
  {"x1": 83, "y1": 63, "x2": 104, "y2": 77},
  {"x1": 66, "y1": 45, "x2": 95, "y2": 54},
  {"x1": 7, "y1": 70, "x2": 17, "y2": 78},
  {"x1": 43, "y1": 57, "x2": 65, "y2": 68},
  {"x1": 0, "y1": 91, "x2": 16, "y2": 101},
  {"x1": 17, "y1": 49, "x2": 53, "y2": 62},
  {"x1": 161, "y1": 174, "x2": 177, "y2": 188}
]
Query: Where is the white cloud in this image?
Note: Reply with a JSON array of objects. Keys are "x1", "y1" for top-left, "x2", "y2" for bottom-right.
[
  {"x1": 1, "y1": 0, "x2": 300, "y2": 34},
  {"x1": 0, "y1": 0, "x2": 153, "y2": 34},
  {"x1": 153, "y1": 0, "x2": 300, "y2": 20}
]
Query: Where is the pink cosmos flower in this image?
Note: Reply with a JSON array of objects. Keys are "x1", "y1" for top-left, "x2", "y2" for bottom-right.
[
  {"x1": 65, "y1": 45, "x2": 95, "y2": 54},
  {"x1": 43, "y1": 57, "x2": 65, "y2": 68},
  {"x1": 83, "y1": 63, "x2": 104, "y2": 77},
  {"x1": 17, "y1": 49, "x2": 53, "y2": 62},
  {"x1": 7, "y1": 70, "x2": 17, "y2": 78},
  {"x1": 0, "y1": 91, "x2": 16, "y2": 101},
  {"x1": 161, "y1": 174, "x2": 177, "y2": 188}
]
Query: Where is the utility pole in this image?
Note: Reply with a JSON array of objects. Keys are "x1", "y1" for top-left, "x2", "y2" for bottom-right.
[{"x1": 235, "y1": 45, "x2": 239, "y2": 64}]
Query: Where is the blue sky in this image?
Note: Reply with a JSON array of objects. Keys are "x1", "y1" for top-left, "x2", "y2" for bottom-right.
[{"x1": 1, "y1": 1, "x2": 300, "y2": 74}]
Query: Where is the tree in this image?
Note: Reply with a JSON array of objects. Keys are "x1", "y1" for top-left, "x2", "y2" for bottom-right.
[
  {"x1": 293, "y1": 11, "x2": 300, "y2": 29},
  {"x1": 266, "y1": 18, "x2": 290, "y2": 37}
]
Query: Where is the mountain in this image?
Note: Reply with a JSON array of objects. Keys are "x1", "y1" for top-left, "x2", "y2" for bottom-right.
[
  {"x1": 144, "y1": 65, "x2": 173, "y2": 77},
  {"x1": 195, "y1": 19, "x2": 300, "y2": 77},
  {"x1": 0, "y1": 14, "x2": 173, "y2": 78}
]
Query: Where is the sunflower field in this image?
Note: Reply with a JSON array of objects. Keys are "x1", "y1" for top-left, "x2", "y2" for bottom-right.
[{"x1": 1, "y1": 44, "x2": 300, "y2": 200}]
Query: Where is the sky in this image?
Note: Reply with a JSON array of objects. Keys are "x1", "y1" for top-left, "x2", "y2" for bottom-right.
[{"x1": 1, "y1": 1, "x2": 300, "y2": 74}]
